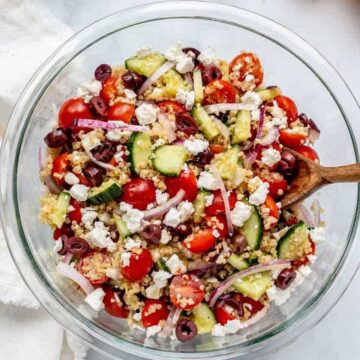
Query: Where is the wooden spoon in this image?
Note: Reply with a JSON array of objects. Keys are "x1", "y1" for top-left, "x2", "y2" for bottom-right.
[{"x1": 280, "y1": 147, "x2": 360, "y2": 208}]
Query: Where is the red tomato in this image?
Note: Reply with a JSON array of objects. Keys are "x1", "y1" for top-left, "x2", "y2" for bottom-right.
[
  {"x1": 165, "y1": 168, "x2": 198, "y2": 202},
  {"x1": 279, "y1": 129, "x2": 307, "y2": 148},
  {"x1": 100, "y1": 76, "x2": 120, "y2": 104},
  {"x1": 203, "y1": 79, "x2": 237, "y2": 105},
  {"x1": 58, "y1": 98, "x2": 93, "y2": 129},
  {"x1": 158, "y1": 101, "x2": 186, "y2": 115},
  {"x1": 78, "y1": 252, "x2": 111, "y2": 285},
  {"x1": 120, "y1": 178, "x2": 156, "y2": 210},
  {"x1": 264, "y1": 195, "x2": 280, "y2": 228},
  {"x1": 291, "y1": 256, "x2": 309, "y2": 270},
  {"x1": 293, "y1": 145, "x2": 319, "y2": 163},
  {"x1": 51, "y1": 152, "x2": 70, "y2": 186},
  {"x1": 275, "y1": 96, "x2": 298, "y2": 122},
  {"x1": 204, "y1": 215, "x2": 228, "y2": 239},
  {"x1": 169, "y1": 274, "x2": 205, "y2": 310},
  {"x1": 103, "y1": 287, "x2": 129, "y2": 318},
  {"x1": 205, "y1": 189, "x2": 237, "y2": 215},
  {"x1": 141, "y1": 299, "x2": 170, "y2": 328},
  {"x1": 53, "y1": 223, "x2": 74, "y2": 240},
  {"x1": 183, "y1": 229, "x2": 216, "y2": 253},
  {"x1": 263, "y1": 176, "x2": 288, "y2": 199},
  {"x1": 76, "y1": 173, "x2": 92, "y2": 187},
  {"x1": 229, "y1": 52, "x2": 264, "y2": 88},
  {"x1": 214, "y1": 302, "x2": 237, "y2": 325},
  {"x1": 121, "y1": 248, "x2": 153, "y2": 282},
  {"x1": 233, "y1": 293, "x2": 265, "y2": 315},
  {"x1": 107, "y1": 102, "x2": 135, "y2": 123},
  {"x1": 209, "y1": 144, "x2": 227, "y2": 155},
  {"x1": 68, "y1": 199, "x2": 82, "y2": 223}
]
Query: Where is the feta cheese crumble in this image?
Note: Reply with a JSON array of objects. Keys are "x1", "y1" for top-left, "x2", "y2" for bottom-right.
[
  {"x1": 69, "y1": 184, "x2": 89, "y2": 202},
  {"x1": 146, "y1": 325, "x2": 162, "y2": 338},
  {"x1": 121, "y1": 252, "x2": 131, "y2": 267},
  {"x1": 240, "y1": 91, "x2": 262, "y2": 110},
  {"x1": 176, "y1": 89, "x2": 195, "y2": 110},
  {"x1": 81, "y1": 208, "x2": 98, "y2": 229},
  {"x1": 309, "y1": 227, "x2": 325, "y2": 243},
  {"x1": 177, "y1": 201, "x2": 194, "y2": 222},
  {"x1": 249, "y1": 179, "x2": 269, "y2": 206},
  {"x1": 164, "y1": 42, "x2": 195, "y2": 74},
  {"x1": 205, "y1": 193, "x2": 214, "y2": 207},
  {"x1": 166, "y1": 254, "x2": 186, "y2": 274},
  {"x1": 231, "y1": 201, "x2": 252, "y2": 227},
  {"x1": 85, "y1": 221, "x2": 116, "y2": 252},
  {"x1": 53, "y1": 239, "x2": 63, "y2": 253},
  {"x1": 197, "y1": 171, "x2": 220, "y2": 190},
  {"x1": 183, "y1": 139, "x2": 209, "y2": 155},
  {"x1": 124, "y1": 88, "x2": 137, "y2": 100},
  {"x1": 212, "y1": 319, "x2": 243, "y2": 336},
  {"x1": 152, "y1": 270, "x2": 172, "y2": 288},
  {"x1": 261, "y1": 148, "x2": 281, "y2": 167},
  {"x1": 163, "y1": 208, "x2": 181, "y2": 228},
  {"x1": 135, "y1": 103, "x2": 159, "y2": 125},
  {"x1": 77, "y1": 79, "x2": 101, "y2": 103},
  {"x1": 145, "y1": 285, "x2": 161, "y2": 299},
  {"x1": 85, "y1": 288, "x2": 105, "y2": 311},
  {"x1": 119, "y1": 202, "x2": 144, "y2": 233},
  {"x1": 64, "y1": 172, "x2": 79, "y2": 185},
  {"x1": 198, "y1": 47, "x2": 216, "y2": 65},
  {"x1": 124, "y1": 237, "x2": 142, "y2": 251},
  {"x1": 160, "y1": 229, "x2": 171, "y2": 244},
  {"x1": 156, "y1": 189, "x2": 169, "y2": 205}
]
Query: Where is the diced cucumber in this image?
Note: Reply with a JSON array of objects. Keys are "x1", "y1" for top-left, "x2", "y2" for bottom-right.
[
  {"x1": 125, "y1": 53, "x2": 165, "y2": 77},
  {"x1": 88, "y1": 180, "x2": 122, "y2": 205},
  {"x1": 193, "y1": 190, "x2": 209, "y2": 224},
  {"x1": 192, "y1": 105, "x2": 220, "y2": 141},
  {"x1": 162, "y1": 68, "x2": 188, "y2": 97},
  {"x1": 193, "y1": 69, "x2": 204, "y2": 104},
  {"x1": 114, "y1": 213, "x2": 131, "y2": 238},
  {"x1": 233, "y1": 271, "x2": 272, "y2": 301},
  {"x1": 256, "y1": 86, "x2": 282, "y2": 102},
  {"x1": 227, "y1": 254, "x2": 249, "y2": 271},
  {"x1": 128, "y1": 132, "x2": 152, "y2": 175},
  {"x1": 242, "y1": 204, "x2": 263, "y2": 250},
  {"x1": 153, "y1": 145, "x2": 188, "y2": 176},
  {"x1": 50, "y1": 192, "x2": 71, "y2": 228},
  {"x1": 157, "y1": 258, "x2": 170, "y2": 272},
  {"x1": 277, "y1": 221, "x2": 310, "y2": 260},
  {"x1": 230, "y1": 110, "x2": 251, "y2": 144},
  {"x1": 212, "y1": 146, "x2": 241, "y2": 181},
  {"x1": 191, "y1": 303, "x2": 216, "y2": 334}
]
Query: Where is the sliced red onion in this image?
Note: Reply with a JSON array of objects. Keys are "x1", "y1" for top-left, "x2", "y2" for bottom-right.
[
  {"x1": 172, "y1": 139, "x2": 185, "y2": 145},
  {"x1": 187, "y1": 261, "x2": 216, "y2": 276},
  {"x1": 254, "y1": 106, "x2": 265, "y2": 140},
  {"x1": 256, "y1": 126, "x2": 279, "y2": 146},
  {"x1": 74, "y1": 119, "x2": 148, "y2": 132},
  {"x1": 184, "y1": 72, "x2": 193, "y2": 87},
  {"x1": 309, "y1": 128, "x2": 320, "y2": 143},
  {"x1": 82, "y1": 141, "x2": 116, "y2": 171},
  {"x1": 143, "y1": 189, "x2": 185, "y2": 220},
  {"x1": 312, "y1": 199, "x2": 321, "y2": 227},
  {"x1": 63, "y1": 252, "x2": 74, "y2": 265},
  {"x1": 38, "y1": 147, "x2": 44, "y2": 171},
  {"x1": 57, "y1": 262, "x2": 94, "y2": 295},
  {"x1": 138, "y1": 61, "x2": 175, "y2": 95},
  {"x1": 160, "y1": 306, "x2": 182, "y2": 337},
  {"x1": 44, "y1": 174, "x2": 62, "y2": 194},
  {"x1": 292, "y1": 203, "x2": 315, "y2": 227},
  {"x1": 158, "y1": 112, "x2": 176, "y2": 142},
  {"x1": 203, "y1": 103, "x2": 247, "y2": 114},
  {"x1": 240, "y1": 304, "x2": 270, "y2": 328},
  {"x1": 242, "y1": 141, "x2": 253, "y2": 151},
  {"x1": 213, "y1": 118, "x2": 230, "y2": 141},
  {"x1": 209, "y1": 260, "x2": 291, "y2": 307}
]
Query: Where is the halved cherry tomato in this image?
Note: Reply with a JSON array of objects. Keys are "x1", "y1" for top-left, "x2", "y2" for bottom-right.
[
  {"x1": 68, "y1": 198, "x2": 82, "y2": 223},
  {"x1": 203, "y1": 79, "x2": 237, "y2": 105},
  {"x1": 275, "y1": 96, "x2": 298, "y2": 122},
  {"x1": 76, "y1": 173, "x2": 92, "y2": 187},
  {"x1": 100, "y1": 76, "x2": 120, "y2": 104},
  {"x1": 279, "y1": 129, "x2": 307, "y2": 148},
  {"x1": 263, "y1": 175, "x2": 288, "y2": 199},
  {"x1": 58, "y1": 98, "x2": 94, "y2": 129},
  {"x1": 120, "y1": 178, "x2": 156, "y2": 210},
  {"x1": 233, "y1": 293, "x2": 265, "y2": 316},
  {"x1": 53, "y1": 223, "x2": 74, "y2": 240},
  {"x1": 293, "y1": 145, "x2": 319, "y2": 163},
  {"x1": 209, "y1": 144, "x2": 227, "y2": 155},
  {"x1": 78, "y1": 251, "x2": 112, "y2": 285},
  {"x1": 141, "y1": 299, "x2": 170, "y2": 328},
  {"x1": 204, "y1": 215, "x2": 228, "y2": 239},
  {"x1": 51, "y1": 152, "x2": 70, "y2": 186},
  {"x1": 165, "y1": 168, "x2": 198, "y2": 202},
  {"x1": 214, "y1": 301, "x2": 237, "y2": 325},
  {"x1": 183, "y1": 229, "x2": 216, "y2": 253},
  {"x1": 103, "y1": 286, "x2": 129, "y2": 318},
  {"x1": 107, "y1": 102, "x2": 135, "y2": 123},
  {"x1": 264, "y1": 195, "x2": 280, "y2": 227},
  {"x1": 158, "y1": 101, "x2": 186, "y2": 115},
  {"x1": 121, "y1": 248, "x2": 153, "y2": 282},
  {"x1": 169, "y1": 274, "x2": 205, "y2": 310},
  {"x1": 205, "y1": 189, "x2": 237, "y2": 215}
]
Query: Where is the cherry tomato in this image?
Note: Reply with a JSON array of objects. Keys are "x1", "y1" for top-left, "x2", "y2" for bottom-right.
[
  {"x1": 51, "y1": 152, "x2": 70, "y2": 186},
  {"x1": 233, "y1": 293, "x2": 264, "y2": 316},
  {"x1": 293, "y1": 145, "x2": 319, "y2": 163},
  {"x1": 141, "y1": 299, "x2": 170, "y2": 328},
  {"x1": 204, "y1": 215, "x2": 228, "y2": 239},
  {"x1": 53, "y1": 223, "x2": 74, "y2": 240},
  {"x1": 76, "y1": 173, "x2": 92, "y2": 187},
  {"x1": 291, "y1": 256, "x2": 309, "y2": 270},
  {"x1": 58, "y1": 98, "x2": 93, "y2": 129},
  {"x1": 264, "y1": 195, "x2": 280, "y2": 229},
  {"x1": 279, "y1": 129, "x2": 307, "y2": 148},
  {"x1": 183, "y1": 229, "x2": 217, "y2": 253},
  {"x1": 121, "y1": 248, "x2": 153, "y2": 282},
  {"x1": 214, "y1": 302, "x2": 237, "y2": 325},
  {"x1": 78, "y1": 251, "x2": 111, "y2": 285},
  {"x1": 107, "y1": 102, "x2": 135, "y2": 123},
  {"x1": 203, "y1": 79, "x2": 237, "y2": 105},
  {"x1": 263, "y1": 175, "x2": 288, "y2": 199},
  {"x1": 120, "y1": 178, "x2": 156, "y2": 210},
  {"x1": 165, "y1": 168, "x2": 198, "y2": 202},
  {"x1": 103, "y1": 286, "x2": 129, "y2": 318},
  {"x1": 68, "y1": 199, "x2": 82, "y2": 223},
  {"x1": 158, "y1": 101, "x2": 186, "y2": 115},
  {"x1": 229, "y1": 52, "x2": 264, "y2": 89},
  {"x1": 205, "y1": 189, "x2": 237, "y2": 215},
  {"x1": 100, "y1": 76, "x2": 120, "y2": 104},
  {"x1": 275, "y1": 96, "x2": 298, "y2": 122},
  {"x1": 169, "y1": 274, "x2": 205, "y2": 310},
  {"x1": 209, "y1": 144, "x2": 227, "y2": 155}
]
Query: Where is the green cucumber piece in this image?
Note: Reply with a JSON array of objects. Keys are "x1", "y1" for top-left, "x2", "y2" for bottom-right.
[
  {"x1": 233, "y1": 271, "x2": 272, "y2": 301},
  {"x1": 212, "y1": 146, "x2": 241, "y2": 181},
  {"x1": 256, "y1": 86, "x2": 281, "y2": 102},
  {"x1": 227, "y1": 254, "x2": 249, "y2": 271},
  {"x1": 193, "y1": 190, "x2": 209, "y2": 224},
  {"x1": 50, "y1": 192, "x2": 71, "y2": 228},
  {"x1": 242, "y1": 204, "x2": 263, "y2": 250},
  {"x1": 128, "y1": 132, "x2": 152, "y2": 175},
  {"x1": 230, "y1": 110, "x2": 251, "y2": 144},
  {"x1": 191, "y1": 303, "x2": 216, "y2": 334},
  {"x1": 114, "y1": 214, "x2": 131, "y2": 238},
  {"x1": 153, "y1": 145, "x2": 188, "y2": 176},
  {"x1": 88, "y1": 180, "x2": 122, "y2": 205},
  {"x1": 157, "y1": 258, "x2": 170, "y2": 272},
  {"x1": 192, "y1": 105, "x2": 220, "y2": 141},
  {"x1": 193, "y1": 68, "x2": 204, "y2": 104},
  {"x1": 125, "y1": 53, "x2": 165, "y2": 77},
  {"x1": 277, "y1": 221, "x2": 310, "y2": 260}
]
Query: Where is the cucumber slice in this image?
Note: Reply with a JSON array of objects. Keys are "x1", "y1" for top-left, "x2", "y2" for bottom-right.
[
  {"x1": 125, "y1": 53, "x2": 165, "y2": 77},
  {"x1": 157, "y1": 258, "x2": 170, "y2": 272},
  {"x1": 277, "y1": 221, "x2": 310, "y2": 260},
  {"x1": 192, "y1": 105, "x2": 220, "y2": 141},
  {"x1": 193, "y1": 190, "x2": 209, "y2": 224},
  {"x1": 256, "y1": 86, "x2": 281, "y2": 102},
  {"x1": 162, "y1": 68, "x2": 188, "y2": 97},
  {"x1": 233, "y1": 271, "x2": 272, "y2": 301},
  {"x1": 114, "y1": 214, "x2": 131, "y2": 238},
  {"x1": 50, "y1": 192, "x2": 71, "y2": 228},
  {"x1": 153, "y1": 145, "x2": 188, "y2": 176},
  {"x1": 242, "y1": 204, "x2": 263, "y2": 250},
  {"x1": 191, "y1": 303, "x2": 216, "y2": 334},
  {"x1": 230, "y1": 110, "x2": 251, "y2": 144},
  {"x1": 212, "y1": 146, "x2": 241, "y2": 181},
  {"x1": 128, "y1": 132, "x2": 152, "y2": 175},
  {"x1": 227, "y1": 254, "x2": 249, "y2": 271},
  {"x1": 193, "y1": 69, "x2": 204, "y2": 104},
  {"x1": 88, "y1": 180, "x2": 122, "y2": 205}
]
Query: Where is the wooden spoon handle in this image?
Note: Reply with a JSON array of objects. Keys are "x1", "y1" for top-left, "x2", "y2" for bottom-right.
[{"x1": 321, "y1": 163, "x2": 360, "y2": 183}]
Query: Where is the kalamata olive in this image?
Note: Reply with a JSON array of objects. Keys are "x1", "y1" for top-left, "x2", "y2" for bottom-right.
[
  {"x1": 216, "y1": 298, "x2": 244, "y2": 317},
  {"x1": 167, "y1": 222, "x2": 192, "y2": 237},
  {"x1": 216, "y1": 111, "x2": 229, "y2": 123},
  {"x1": 175, "y1": 319, "x2": 197, "y2": 342},
  {"x1": 57, "y1": 235, "x2": 68, "y2": 255},
  {"x1": 175, "y1": 113, "x2": 198, "y2": 136},
  {"x1": 89, "y1": 96, "x2": 108, "y2": 117},
  {"x1": 277, "y1": 151, "x2": 297, "y2": 178},
  {"x1": 194, "y1": 148, "x2": 213, "y2": 168},
  {"x1": 140, "y1": 224, "x2": 161, "y2": 244},
  {"x1": 130, "y1": 116, "x2": 139, "y2": 125},
  {"x1": 298, "y1": 113, "x2": 320, "y2": 132},
  {"x1": 91, "y1": 140, "x2": 116, "y2": 163},
  {"x1": 275, "y1": 268, "x2": 297, "y2": 290},
  {"x1": 231, "y1": 234, "x2": 248, "y2": 254},
  {"x1": 44, "y1": 128, "x2": 69, "y2": 148},
  {"x1": 94, "y1": 64, "x2": 112, "y2": 81},
  {"x1": 83, "y1": 164, "x2": 104, "y2": 186},
  {"x1": 202, "y1": 64, "x2": 222, "y2": 85},
  {"x1": 121, "y1": 70, "x2": 146, "y2": 91},
  {"x1": 64, "y1": 236, "x2": 89, "y2": 255}
]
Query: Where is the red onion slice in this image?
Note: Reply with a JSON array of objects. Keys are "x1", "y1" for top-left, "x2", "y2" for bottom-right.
[
  {"x1": 160, "y1": 306, "x2": 182, "y2": 337},
  {"x1": 254, "y1": 105, "x2": 265, "y2": 140},
  {"x1": 240, "y1": 304, "x2": 270, "y2": 328},
  {"x1": 309, "y1": 128, "x2": 320, "y2": 142},
  {"x1": 38, "y1": 147, "x2": 44, "y2": 171},
  {"x1": 292, "y1": 203, "x2": 315, "y2": 227},
  {"x1": 63, "y1": 252, "x2": 74, "y2": 265},
  {"x1": 256, "y1": 126, "x2": 279, "y2": 146},
  {"x1": 74, "y1": 119, "x2": 148, "y2": 132},
  {"x1": 44, "y1": 174, "x2": 62, "y2": 194},
  {"x1": 312, "y1": 199, "x2": 321, "y2": 227},
  {"x1": 203, "y1": 103, "x2": 247, "y2": 114}
]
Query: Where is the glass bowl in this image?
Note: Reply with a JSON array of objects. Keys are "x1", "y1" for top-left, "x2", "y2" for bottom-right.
[{"x1": 1, "y1": 1, "x2": 359, "y2": 359}]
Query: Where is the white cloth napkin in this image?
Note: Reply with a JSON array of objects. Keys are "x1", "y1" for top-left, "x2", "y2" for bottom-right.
[{"x1": 0, "y1": 0, "x2": 88, "y2": 359}]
